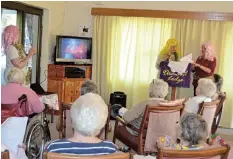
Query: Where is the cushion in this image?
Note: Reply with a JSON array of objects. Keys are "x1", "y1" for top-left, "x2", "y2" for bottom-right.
[
  {"x1": 1, "y1": 117, "x2": 28, "y2": 154},
  {"x1": 159, "y1": 98, "x2": 185, "y2": 106}
]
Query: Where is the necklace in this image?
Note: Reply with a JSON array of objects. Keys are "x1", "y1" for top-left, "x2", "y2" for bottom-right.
[{"x1": 13, "y1": 43, "x2": 31, "y2": 85}]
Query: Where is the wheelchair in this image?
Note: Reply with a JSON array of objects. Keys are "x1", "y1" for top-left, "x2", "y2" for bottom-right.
[{"x1": 1, "y1": 94, "x2": 51, "y2": 159}]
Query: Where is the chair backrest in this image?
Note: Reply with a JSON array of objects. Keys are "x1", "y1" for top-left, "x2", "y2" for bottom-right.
[
  {"x1": 215, "y1": 93, "x2": 226, "y2": 117},
  {"x1": 157, "y1": 144, "x2": 231, "y2": 159},
  {"x1": 43, "y1": 152, "x2": 131, "y2": 159},
  {"x1": 1, "y1": 150, "x2": 10, "y2": 159},
  {"x1": 140, "y1": 105, "x2": 183, "y2": 153},
  {"x1": 212, "y1": 93, "x2": 226, "y2": 133},
  {"x1": 197, "y1": 100, "x2": 220, "y2": 136}
]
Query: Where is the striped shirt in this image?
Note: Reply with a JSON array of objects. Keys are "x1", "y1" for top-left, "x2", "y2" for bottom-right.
[{"x1": 46, "y1": 139, "x2": 118, "y2": 156}]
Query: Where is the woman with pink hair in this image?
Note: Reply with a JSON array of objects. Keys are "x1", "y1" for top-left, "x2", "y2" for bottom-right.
[
  {"x1": 2, "y1": 25, "x2": 36, "y2": 86},
  {"x1": 192, "y1": 41, "x2": 217, "y2": 96}
]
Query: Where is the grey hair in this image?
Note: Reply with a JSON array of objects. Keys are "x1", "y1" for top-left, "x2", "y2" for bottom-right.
[
  {"x1": 5, "y1": 67, "x2": 25, "y2": 84},
  {"x1": 196, "y1": 78, "x2": 217, "y2": 97},
  {"x1": 70, "y1": 93, "x2": 108, "y2": 136},
  {"x1": 149, "y1": 79, "x2": 168, "y2": 98},
  {"x1": 180, "y1": 113, "x2": 208, "y2": 146},
  {"x1": 80, "y1": 80, "x2": 98, "y2": 95}
]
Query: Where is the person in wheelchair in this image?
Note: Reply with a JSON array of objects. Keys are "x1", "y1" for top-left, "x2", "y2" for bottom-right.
[
  {"x1": 1, "y1": 67, "x2": 44, "y2": 114},
  {"x1": 46, "y1": 93, "x2": 118, "y2": 155}
]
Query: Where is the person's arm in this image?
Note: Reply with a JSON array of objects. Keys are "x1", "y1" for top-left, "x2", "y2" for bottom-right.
[
  {"x1": 122, "y1": 101, "x2": 147, "y2": 123},
  {"x1": 11, "y1": 48, "x2": 36, "y2": 69},
  {"x1": 193, "y1": 63, "x2": 211, "y2": 73},
  {"x1": 193, "y1": 59, "x2": 216, "y2": 74},
  {"x1": 27, "y1": 89, "x2": 45, "y2": 113}
]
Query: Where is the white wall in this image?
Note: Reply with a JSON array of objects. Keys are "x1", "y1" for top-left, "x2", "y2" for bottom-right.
[
  {"x1": 22, "y1": 1, "x2": 65, "y2": 90},
  {"x1": 62, "y1": 1, "x2": 233, "y2": 35}
]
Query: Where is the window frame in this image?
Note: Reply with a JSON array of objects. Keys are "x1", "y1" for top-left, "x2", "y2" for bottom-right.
[{"x1": 1, "y1": 1, "x2": 43, "y2": 84}]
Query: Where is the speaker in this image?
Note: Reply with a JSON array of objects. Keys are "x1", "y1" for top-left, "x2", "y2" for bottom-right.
[{"x1": 110, "y1": 92, "x2": 127, "y2": 119}]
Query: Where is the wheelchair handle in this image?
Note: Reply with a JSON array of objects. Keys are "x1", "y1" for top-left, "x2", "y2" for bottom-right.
[{"x1": 18, "y1": 94, "x2": 27, "y2": 101}]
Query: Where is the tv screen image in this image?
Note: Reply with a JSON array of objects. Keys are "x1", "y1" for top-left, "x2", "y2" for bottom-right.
[
  {"x1": 61, "y1": 38, "x2": 88, "y2": 59},
  {"x1": 55, "y1": 36, "x2": 92, "y2": 64}
]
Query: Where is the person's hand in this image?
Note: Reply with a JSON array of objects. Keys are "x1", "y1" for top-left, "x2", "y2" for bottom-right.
[
  {"x1": 192, "y1": 62, "x2": 200, "y2": 67},
  {"x1": 28, "y1": 47, "x2": 36, "y2": 56}
]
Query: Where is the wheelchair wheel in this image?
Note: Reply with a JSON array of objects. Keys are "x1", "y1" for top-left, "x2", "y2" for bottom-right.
[{"x1": 25, "y1": 121, "x2": 45, "y2": 159}]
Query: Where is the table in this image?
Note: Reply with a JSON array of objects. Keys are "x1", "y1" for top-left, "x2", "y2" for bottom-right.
[
  {"x1": 61, "y1": 103, "x2": 111, "y2": 139},
  {"x1": 39, "y1": 93, "x2": 59, "y2": 110},
  {"x1": 38, "y1": 92, "x2": 63, "y2": 138}
]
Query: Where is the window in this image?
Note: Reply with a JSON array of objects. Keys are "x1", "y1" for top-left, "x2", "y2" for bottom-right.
[{"x1": 1, "y1": 1, "x2": 43, "y2": 85}]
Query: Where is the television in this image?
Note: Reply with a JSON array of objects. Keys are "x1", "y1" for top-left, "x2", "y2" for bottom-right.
[{"x1": 55, "y1": 35, "x2": 92, "y2": 65}]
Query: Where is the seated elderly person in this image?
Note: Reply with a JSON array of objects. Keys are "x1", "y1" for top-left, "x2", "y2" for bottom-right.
[
  {"x1": 158, "y1": 113, "x2": 233, "y2": 158},
  {"x1": 184, "y1": 78, "x2": 216, "y2": 114},
  {"x1": 1, "y1": 67, "x2": 44, "y2": 114},
  {"x1": 80, "y1": 80, "x2": 98, "y2": 95},
  {"x1": 120, "y1": 79, "x2": 168, "y2": 136},
  {"x1": 46, "y1": 93, "x2": 117, "y2": 155},
  {"x1": 158, "y1": 113, "x2": 209, "y2": 149}
]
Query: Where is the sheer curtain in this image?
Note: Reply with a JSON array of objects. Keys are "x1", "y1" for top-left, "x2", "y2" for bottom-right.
[
  {"x1": 173, "y1": 19, "x2": 233, "y2": 128},
  {"x1": 93, "y1": 16, "x2": 233, "y2": 127},
  {"x1": 93, "y1": 16, "x2": 177, "y2": 108},
  {"x1": 218, "y1": 22, "x2": 233, "y2": 128}
]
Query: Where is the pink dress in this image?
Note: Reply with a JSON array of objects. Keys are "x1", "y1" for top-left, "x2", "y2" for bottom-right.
[{"x1": 1, "y1": 83, "x2": 44, "y2": 114}]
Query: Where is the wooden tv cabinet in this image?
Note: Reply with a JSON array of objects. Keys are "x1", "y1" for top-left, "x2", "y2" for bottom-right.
[{"x1": 47, "y1": 64, "x2": 92, "y2": 104}]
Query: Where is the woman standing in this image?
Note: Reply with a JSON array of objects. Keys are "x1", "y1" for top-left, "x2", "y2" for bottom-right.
[
  {"x1": 157, "y1": 39, "x2": 181, "y2": 65},
  {"x1": 193, "y1": 42, "x2": 217, "y2": 96},
  {"x1": 2, "y1": 25, "x2": 36, "y2": 86}
]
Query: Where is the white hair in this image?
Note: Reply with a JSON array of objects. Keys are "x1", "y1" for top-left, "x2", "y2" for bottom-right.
[
  {"x1": 5, "y1": 67, "x2": 25, "y2": 84},
  {"x1": 196, "y1": 78, "x2": 216, "y2": 97},
  {"x1": 70, "y1": 93, "x2": 108, "y2": 136},
  {"x1": 149, "y1": 79, "x2": 168, "y2": 98}
]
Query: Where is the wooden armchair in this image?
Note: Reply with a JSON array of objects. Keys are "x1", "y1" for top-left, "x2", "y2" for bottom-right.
[
  {"x1": 212, "y1": 93, "x2": 226, "y2": 134},
  {"x1": 198, "y1": 99, "x2": 220, "y2": 136},
  {"x1": 1, "y1": 150, "x2": 9, "y2": 159},
  {"x1": 43, "y1": 152, "x2": 132, "y2": 159},
  {"x1": 157, "y1": 144, "x2": 231, "y2": 159},
  {"x1": 113, "y1": 105, "x2": 183, "y2": 155}
]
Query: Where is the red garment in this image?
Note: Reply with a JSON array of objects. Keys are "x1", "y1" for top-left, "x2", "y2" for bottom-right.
[
  {"x1": 1, "y1": 83, "x2": 44, "y2": 114},
  {"x1": 193, "y1": 56, "x2": 216, "y2": 87}
]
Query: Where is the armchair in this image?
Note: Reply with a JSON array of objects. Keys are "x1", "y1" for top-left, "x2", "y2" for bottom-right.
[{"x1": 113, "y1": 105, "x2": 183, "y2": 155}]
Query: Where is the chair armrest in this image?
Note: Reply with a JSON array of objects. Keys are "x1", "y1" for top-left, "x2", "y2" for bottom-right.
[{"x1": 115, "y1": 116, "x2": 140, "y2": 133}]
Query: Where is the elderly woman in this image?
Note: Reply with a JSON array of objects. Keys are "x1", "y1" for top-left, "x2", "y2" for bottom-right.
[
  {"x1": 1, "y1": 67, "x2": 44, "y2": 114},
  {"x1": 80, "y1": 80, "x2": 98, "y2": 95},
  {"x1": 46, "y1": 93, "x2": 117, "y2": 155},
  {"x1": 184, "y1": 78, "x2": 216, "y2": 114},
  {"x1": 2, "y1": 25, "x2": 36, "y2": 86},
  {"x1": 120, "y1": 79, "x2": 168, "y2": 136},
  {"x1": 192, "y1": 42, "x2": 217, "y2": 96},
  {"x1": 158, "y1": 113, "x2": 209, "y2": 150}
]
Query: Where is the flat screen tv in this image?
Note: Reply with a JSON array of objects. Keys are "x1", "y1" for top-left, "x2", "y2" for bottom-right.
[{"x1": 55, "y1": 35, "x2": 92, "y2": 65}]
